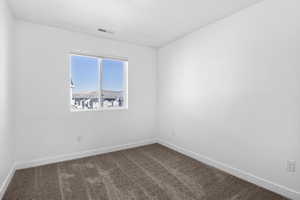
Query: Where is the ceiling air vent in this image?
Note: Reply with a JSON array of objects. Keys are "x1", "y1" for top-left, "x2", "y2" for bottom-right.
[{"x1": 97, "y1": 28, "x2": 114, "y2": 34}]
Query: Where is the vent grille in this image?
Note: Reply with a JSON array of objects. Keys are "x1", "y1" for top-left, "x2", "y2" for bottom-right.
[{"x1": 98, "y1": 28, "x2": 114, "y2": 34}]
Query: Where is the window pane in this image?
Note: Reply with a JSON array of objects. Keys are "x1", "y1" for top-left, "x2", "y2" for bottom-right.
[
  {"x1": 101, "y1": 59, "x2": 125, "y2": 108},
  {"x1": 70, "y1": 55, "x2": 100, "y2": 111}
]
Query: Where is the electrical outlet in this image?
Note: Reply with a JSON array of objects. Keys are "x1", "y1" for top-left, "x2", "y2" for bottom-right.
[
  {"x1": 171, "y1": 129, "x2": 176, "y2": 137},
  {"x1": 286, "y1": 160, "x2": 296, "y2": 173},
  {"x1": 77, "y1": 136, "x2": 82, "y2": 143}
]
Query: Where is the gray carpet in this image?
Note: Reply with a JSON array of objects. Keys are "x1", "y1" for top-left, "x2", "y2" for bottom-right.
[{"x1": 3, "y1": 144, "x2": 288, "y2": 200}]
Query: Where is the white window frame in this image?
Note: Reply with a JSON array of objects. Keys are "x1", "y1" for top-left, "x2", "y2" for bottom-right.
[{"x1": 69, "y1": 53, "x2": 128, "y2": 112}]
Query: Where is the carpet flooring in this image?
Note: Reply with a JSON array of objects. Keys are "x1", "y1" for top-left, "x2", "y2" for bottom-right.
[{"x1": 3, "y1": 144, "x2": 288, "y2": 200}]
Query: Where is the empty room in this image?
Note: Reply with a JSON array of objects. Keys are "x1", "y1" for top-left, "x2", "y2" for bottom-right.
[{"x1": 0, "y1": 0, "x2": 299, "y2": 199}]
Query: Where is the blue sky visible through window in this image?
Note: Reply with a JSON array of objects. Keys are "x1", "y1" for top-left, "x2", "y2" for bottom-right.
[
  {"x1": 71, "y1": 55, "x2": 124, "y2": 93},
  {"x1": 71, "y1": 55, "x2": 99, "y2": 93},
  {"x1": 102, "y1": 59, "x2": 123, "y2": 91}
]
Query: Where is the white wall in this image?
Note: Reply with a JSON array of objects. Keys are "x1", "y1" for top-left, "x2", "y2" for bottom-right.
[
  {"x1": 14, "y1": 21, "x2": 157, "y2": 164},
  {"x1": 158, "y1": 0, "x2": 300, "y2": 197},
  {"x1": 0, "y1": 0, "x2": 15, "y2": 193}
]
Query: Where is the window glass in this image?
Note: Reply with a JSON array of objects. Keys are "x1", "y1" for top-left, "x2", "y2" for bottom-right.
[
  {"x1": 101, "y1": 59, "x2": 124, "y2": 108},
  {"x1": 70, "y1": 55, "x2": 100, "y2": 111},
  {"x1": 70, "y1": 54, "x2": 127, "y2": 111}
]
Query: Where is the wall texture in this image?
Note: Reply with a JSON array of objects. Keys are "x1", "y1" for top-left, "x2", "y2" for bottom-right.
[
  {"x1": 0, "y1": 0, "x2": 15, "y2": 194},
  {"x1": 14, "y1": 21, "x2": 157, "y2": 165},
  {"x1": 158, "y1": 0, "x2": 300, "y2": 197}
]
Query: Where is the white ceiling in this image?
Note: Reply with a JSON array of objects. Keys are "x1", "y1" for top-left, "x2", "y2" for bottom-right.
[{"x1": 8, "y1": 0, "x2": 262, "y2": 47}]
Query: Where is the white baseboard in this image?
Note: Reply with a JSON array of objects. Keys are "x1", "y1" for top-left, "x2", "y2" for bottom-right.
[
  {"x1": 16, "y1": 139, "x2": 158, "y2": 170},
  {"x1": 0, "y1": 165, "x2": 16, "y2": 200},
  {"x1": 157, "y1": 139, "x2": 300, "y2": 200}
]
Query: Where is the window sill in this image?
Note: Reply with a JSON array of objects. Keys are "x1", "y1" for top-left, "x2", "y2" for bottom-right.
[
  {"x1": 70, "y1": 106, "x2": 128, "y2": 112},
  {"x1": 101, "y1": 107, "x2": 128, "y2": 111}
]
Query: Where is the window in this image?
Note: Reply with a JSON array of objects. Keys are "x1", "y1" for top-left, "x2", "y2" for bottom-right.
[{"x1": 70, "y1": 54, "x2": 128, "y2": 111}]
